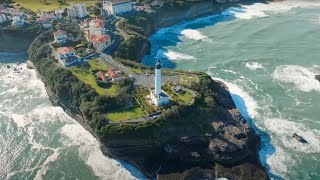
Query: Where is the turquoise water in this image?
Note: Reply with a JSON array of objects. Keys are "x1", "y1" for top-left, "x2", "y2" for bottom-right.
[
  {"x1": 143, "y1": 1, "x2": 320, "y2": 179},
  {"x1": 0, "y1": 53, "x2": 147, "y2": 179}
]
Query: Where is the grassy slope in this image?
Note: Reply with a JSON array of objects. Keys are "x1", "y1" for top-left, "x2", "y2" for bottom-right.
[
  {"x1": 13, "y1": 0, "x2": 96, "y2": 12},
  {"x1": 70, "y1": 59, "x2": 119, "y2": 96},
  {"x1": 107, "y1": 107, "x2": 144, "y2": 121}
]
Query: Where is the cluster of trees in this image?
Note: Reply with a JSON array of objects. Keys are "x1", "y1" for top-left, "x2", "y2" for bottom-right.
[{"x1": 115, "y1": 13, "x2": 153, "y2": 62}]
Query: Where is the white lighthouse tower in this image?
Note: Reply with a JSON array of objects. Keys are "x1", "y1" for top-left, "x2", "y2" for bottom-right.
[
  {"x1": 155, "y1": 60, "x2": 162, "y2": 95},
  {"x1": 149, "y1": 60, "x2": 169, "y2": 106}
]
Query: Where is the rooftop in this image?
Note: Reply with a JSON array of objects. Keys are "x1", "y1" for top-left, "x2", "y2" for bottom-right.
[
  {"x1": 56, "y1": 47, "x2": 76, "y2": 54},
  {"x1": 89, "y1": 35, "x2": 111, "y2": 43},
  {"x1": 53, "y1": 30, "x2": 67, "y2": 36}
]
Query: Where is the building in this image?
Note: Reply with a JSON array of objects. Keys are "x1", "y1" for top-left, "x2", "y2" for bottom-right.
[
  {"x1": 108, "y1": 68, "x2": 122, "y2": 81},
  {"x1": 0, "y1": 14, "x2": 7, "y2": 24},
  {"x1": 56, "y1": 47, "x2": 79, "y2": 66},
  {"x1": 12, "y1": 15, "x2": 24, "y2": 26},
  {"x1": 89, "y1": 18, "x2": 106, "y2": 36},
  {"x1": 53, "y1": 30, "x2": 68, "y2": 44},
  {"x1": 68, "y1": 3, "x2": 88, "y2": 19},
  {"x1": 36, "y1": 17, "x2": 52, "y2": 28},
  {"x1": 98, "y1": 71, "x2": 108, "y2": 82},
  {"x1": 89, "y1": 35, "x2": 111, "y2": 52},
  {"x1": 103, "y1": 0, "x2": 133, "y2": 16},
  {"x1": 149, "y1": 60, "x2": 169, "y2": 106}
]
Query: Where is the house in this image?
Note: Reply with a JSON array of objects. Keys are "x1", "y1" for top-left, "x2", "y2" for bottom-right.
[
  {"x1": 12, "y1": 15, "x2": 25, "y2": 26},
  {"x1": 89, "y1": 35, "x2": 111, "y2": 52},
  {"x1": 0, "y1": 14, "x2": 7, "y2": 24},
  {"x1": 98, "y1": 71, "x2": 108, "y2": 82},
  {"x1": 68, "y1": 3, "x2": 88, "y2": 19},
  {"x1": 56, "y1": 47, "x2": 79, "y2": 66},
  {"x1": 108, "y1": 68, "x2": 122, "y2": 81},
  {"x1": 103, "y1": 0, "x2": 133, "y2": 16},
  {"x1": 88, "y1": 18, "x2": 106, "y2": 36},
  {"x1": 53, "y1": 30, "x2": 68, "y2": 44},
  {"x1": 172, "y1": 85, "x2": 185, "y2": 94},
  {"x1": 5, "y1": 8, "x2": 24, "y2": 16},
  {"x1": 36, "y1": 17, "x2": 52, "y2": 28}
]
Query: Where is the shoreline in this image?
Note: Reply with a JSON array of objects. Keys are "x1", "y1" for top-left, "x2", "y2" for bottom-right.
[{"x1": 25, "y1": 0, "x2": 278, "y2": 178}]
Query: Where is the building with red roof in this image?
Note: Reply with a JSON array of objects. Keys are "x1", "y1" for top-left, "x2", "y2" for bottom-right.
[
  {"x1": 89, "y1": 35, "x2": 111, "y2": 52},
  {"x1": 55, "y1": 47, "x2": 79, "y2": 67},
  {"x1": 108, "y1": 68, "x2": 122, "y2": 81},
  {"x1": 98, "y1": 71, "x2": 108, "y2": 82}
]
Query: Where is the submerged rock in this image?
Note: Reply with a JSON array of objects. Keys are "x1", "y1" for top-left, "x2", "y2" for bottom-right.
[
  {"x1": 293, "y1": 133, "x2": 308, "y2": 144},
  {"x1": 7, "y1": 65, "x2": 10, "y2": 69},
  {"x1": 315, "y1": 75, "x2": 320, "y2": 82}
]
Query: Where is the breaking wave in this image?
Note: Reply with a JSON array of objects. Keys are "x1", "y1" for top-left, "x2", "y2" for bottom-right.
[
  {"x1": 272, "y1": 65, "x2": 320, "y2": 92},
  {"x1": 245, "y1": 62, "x2": 264, "y2": 71},
  {"x1": 0, "y1": 60, "x2": 146, "y2": 179}
]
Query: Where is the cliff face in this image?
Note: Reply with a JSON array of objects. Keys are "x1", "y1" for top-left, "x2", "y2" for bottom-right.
[{"x1": 103, "y1": 80, "x2": 268, "y2": 179}]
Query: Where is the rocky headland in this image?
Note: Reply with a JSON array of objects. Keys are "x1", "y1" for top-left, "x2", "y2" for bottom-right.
[{"x1": 25, "y1": 0, "x2": 274, "y2": 179}]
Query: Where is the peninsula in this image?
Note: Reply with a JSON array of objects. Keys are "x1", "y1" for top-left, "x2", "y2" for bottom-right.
[{"x1": 1, "y1": 0, "x2": 271, "y2": 179}]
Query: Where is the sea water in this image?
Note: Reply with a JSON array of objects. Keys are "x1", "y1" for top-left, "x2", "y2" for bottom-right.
[
  {"x1": 0, "y1": 53, "x2": 147, "y2": 179},
  {"x1": 143, "y1": 0, "x2": 320, "y2": 179}
]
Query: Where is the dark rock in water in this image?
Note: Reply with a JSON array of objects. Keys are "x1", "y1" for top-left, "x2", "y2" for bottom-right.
[
  {"x1": 17, "y1": 62, "x2": 21, "y2": 65},
  {"x1": 315, "y1": 75, "x2": 320, "y2": 82},
  {"x1": 7, "y1": 65, "x2": 10, "y2": 69},
  {"x1": 293, "y1": 133, "x2": 308, "y2": 143}
]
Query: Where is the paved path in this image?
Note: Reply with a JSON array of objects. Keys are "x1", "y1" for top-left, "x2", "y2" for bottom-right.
[{"x1": 100, "y1": 53, "x2": 180, "y2": 88}]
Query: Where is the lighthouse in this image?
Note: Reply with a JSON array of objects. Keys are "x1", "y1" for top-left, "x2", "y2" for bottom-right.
[
  {"x1": 155, "y1": 60, "x2": 162, "y2": 95},
  {"x1": 149, "y1": 60, "x2": 169, "y2": 106}
]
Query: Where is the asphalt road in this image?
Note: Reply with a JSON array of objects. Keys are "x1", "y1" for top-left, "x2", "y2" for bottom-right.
[{"x1": 100, "y1": 53, "x2": 180, "y2": 88}]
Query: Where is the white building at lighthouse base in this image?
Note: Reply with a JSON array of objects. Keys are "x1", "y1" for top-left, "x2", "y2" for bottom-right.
[{"x1": 149, "y1": 90, "x2": 169, "y2": 106}]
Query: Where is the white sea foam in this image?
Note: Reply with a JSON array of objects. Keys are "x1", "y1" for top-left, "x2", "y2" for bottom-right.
[
  {"x1": 212, "y1": 77, "x2": 259, "y2": 119},
  {"x1": 245, "y1": 62, "x2": 264, "y2": 71},
  {"x1": 60, "y1": 124, "x2": 147, "y2": 180},
  {"x1": 265, "y1": 118, "x2": 320, "y2": 153},
  {"x1": 272, "y1": 65, "x2": 320, "y2": 92},
  {"x1": 266, "y1": 146, "x2": 294, "y2": 177},
  {"x1": 163, "y1": 50, "x2": 196, "y2": 61},
  {"x1": 0, "y1": 60, "x2": 145, "y2": 179},
  {"x1": 224, "y1": 1, "x2": 320, "y2": 20},
  {"x1": 181, "y1": 29, "x2": 211, "y2": 42}
]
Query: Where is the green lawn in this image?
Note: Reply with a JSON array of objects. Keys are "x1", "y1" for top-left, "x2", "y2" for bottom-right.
[
  {"x1": 13, "y1": 0, "x2": 96, "y2": 12},
  {"x1": 70, "y1": 59, "x2": 118, "y2": 96},
  {"x1": 163, "y1": 85, "x2": 194, "y2": 105},
  {"x1": 107, "y1": 107, "x2": 144, "y2": 122},
  {"x1": 181, "y1": 75, "x2": 199, "y2": 86}
]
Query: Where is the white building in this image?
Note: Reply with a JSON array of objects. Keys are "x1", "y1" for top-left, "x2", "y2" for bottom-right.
[
  {"x1": 53, "y1": 30, "x2": 68, "y2": 44},
  {"x1": 56, "y1": 47, "x2": 79, "y2": 67},
  {"x1": 68, "y1": 3, "x2": 88, "y2": 19},
  {"x1": 0, "y1": 14, "x2": 7, "y2": 23},
  {"x1": 103, "y1": 0, "x2": 133, "y2": 16},
  {"x1": 149, "y1": 60, "x2": 170, "y2": 106},
  {"x1": 89, "y1": 35, "x2": 111, "y2": 52},
  {"x1": 12, "y1": 15, "x2": 24, "y2": 26}
]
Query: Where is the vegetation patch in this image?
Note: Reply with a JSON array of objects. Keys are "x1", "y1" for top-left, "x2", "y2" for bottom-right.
[
  {"x1": 70, "y1": 59, "x2": 119, "y2": 96},
  {"x1": 162, "y1": 84, "x2": 194, "y2": 105},
  {"x1": 12, "y1": 0, "x2": 96, "y2": 12},
  {"x1": 107, "y1": 106, "x2": 144, "y2": 122}
]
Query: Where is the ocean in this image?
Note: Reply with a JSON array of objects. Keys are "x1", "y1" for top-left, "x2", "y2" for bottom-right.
[
  {"x1": 1, "y1": 0, "x2": 319, "y2": 179},
  {"x1": 142, "y1": 0, "x2": 320, "y2": 179},
  {"x1": 0, "y1": 53, "x2": 147, "y2": 179}
]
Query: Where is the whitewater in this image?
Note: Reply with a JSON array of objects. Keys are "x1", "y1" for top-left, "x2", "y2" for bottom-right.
[
  {"x1": 0, "y1": 53, "x2": 147, "y2": 179},
  {"x1": 143, "y1": 0, "x2": 320, "y2": 179}
]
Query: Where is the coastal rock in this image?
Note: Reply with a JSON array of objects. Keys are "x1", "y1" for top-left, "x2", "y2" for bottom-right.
[
  {"x1": 293, "y1": 133, "x2": 308, "y2": 144},
  {"x1": 315, "y1": 75, "x2": 320, "y2": 82}
]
